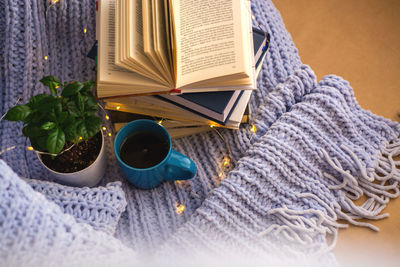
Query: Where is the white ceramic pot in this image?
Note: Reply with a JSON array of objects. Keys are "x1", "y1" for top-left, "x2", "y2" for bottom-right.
[{"x1": 37, "y1": 131, "x2": 106, "y2": 187}]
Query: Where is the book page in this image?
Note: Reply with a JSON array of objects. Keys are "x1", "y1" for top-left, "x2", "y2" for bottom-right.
[
  {"x1": 126, "y1": 0, "x2": 171, "y2": 83},
  {"x1": 114, "y1": 0, "x2": 169, "y2": 84},
  {"x1": 163, "y1": 0, "x2": 174, "y2": 75},
  {"x1": 115, "y1": 0, "x2": 121, "y2": 65},
  {"x1": 129, "y1": 0, "x2": 145, "y2": 60},
  {"x1": 97, "y1": 0, "x2": 170, "y2": 98},
  {"x1": 171, "y1": 0, "x2": 252, "y2": 89},
  {"x1": 153, "y1": 0, "x2": 173, "y2": 82},
  {"x1": 142, "y1": 0, "x2": 153, "y2": 57},
  {"x1": 166, "y1": 0, "x2": 177, "y2": 84},
  {"x1": 142, "y1": 0, "x2": 171, "y2": 83}
]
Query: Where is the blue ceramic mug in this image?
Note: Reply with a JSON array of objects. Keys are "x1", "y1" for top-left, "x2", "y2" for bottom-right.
[{"x1": 114, "y1": 119, "x2": 197, "y2": 189}]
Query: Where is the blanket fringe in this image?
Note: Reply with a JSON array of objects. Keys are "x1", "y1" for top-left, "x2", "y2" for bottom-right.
[
  {"x1": 318, "y1": 139, "x2": 400, "y2": 231},
  {"x1": 258, "y1": 193, "x2": 347, "y2": 254},
  {"x1": 258, "y1": 137, "x2": 400, "y2": 253}
]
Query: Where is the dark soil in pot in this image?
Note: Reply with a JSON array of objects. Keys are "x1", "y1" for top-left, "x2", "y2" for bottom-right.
[{"x1": 41, "y1": 132, "x2": 102, "y2": 173}]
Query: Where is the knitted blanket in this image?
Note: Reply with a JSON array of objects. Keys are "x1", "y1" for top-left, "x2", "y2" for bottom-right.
[{"x1": 1, "y1": 0, "x2": 399, "y2": 266}]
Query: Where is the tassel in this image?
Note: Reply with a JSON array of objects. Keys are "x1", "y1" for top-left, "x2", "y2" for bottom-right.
[
  {"x1": 257, "y1": 138, "x2": 399, "y2": 254},
  {"x1": 258, "y1": 193, "x2": 347, "y2": 254},
  {"x1": 321, "y1": 138, "x2": 400, "y2": 231},
  {"x1": 335, "y1": 209, "x2": 380, "y2": 231}
]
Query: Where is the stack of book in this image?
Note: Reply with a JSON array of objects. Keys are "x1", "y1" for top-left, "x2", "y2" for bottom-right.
[{"x1": 96, "y1": 0, "x2": 269, "y2": 138}]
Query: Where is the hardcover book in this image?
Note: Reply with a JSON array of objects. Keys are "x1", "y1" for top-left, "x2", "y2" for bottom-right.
[
  {"x1": 97, "y1": 0, "x2": 256, "y2": 98},
  {"x1": 157, "y1": 91, "x2": 243, "y2": 125}
]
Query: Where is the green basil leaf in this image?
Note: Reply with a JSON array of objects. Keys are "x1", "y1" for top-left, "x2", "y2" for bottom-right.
[
  {"x1": 76, "y1": 116, "x2": 101, "y2": 140},
  {"x1": 76, "y1": 120, "x2": 88, "y2": 140},
  {"x1": 61, "y1": 82, "x2": 84, "y2": 97},
  {"x1": 36, "y1": 96, "x2": 57, "y2": 113},
  {"x1": 25, "y1": 113, "x2": 44, "y2": 124},
  {"x1": 41, "y1": 105, "x2": 57, "y2": 122},
  {"x1": 41, "y1": 122, "x2": 56, "y2": 130},
  {"x1": 57, "y1": 112, "x2": 68, "y2": 125},
  {"x1": 50, "y1": 84, "x2": 58, "y2": 95},
  {"x1": 54, "y1": 98, "x2": 62, "y2": 115},
  {"x1": 64, "y1": 119, "x2": 78, "y2": 141},
  {"x1": 23, "y1": 125, "x2": 44, "y2": 138},
  {"x1": 40, "y1": 76, "x2": 62, "y2": 95},
  {"x1": 76, "y1": 92, "x2": 84, "y2": 113},
  {"x1": 40, "y1": 76, "x2": 62, "y2": 86},
  {"x1": 86, "y1": 95, "x2": 98, "y2": 111},
  {"x1": 84, "y1": 111, "x2": 96, "y2": 117},
  {"x1": 22, "y1": 113, "x2": 35, "y2": 124},
  {"x1": 81, "y1": 81, "x2": 95, "y2": 93},
  {"x1": 30, "y1": 135, "x2": 48, "y2": 152},
  {"x1": 37, "y1": 136, "x2": 48, "y2": 151},
  {"x1": 30, "y1": 137, "x2": 45, "y2": 152},
  {"x1": 46, "y1": 128, "x2": 65, "y2": 155},
  {"x1": 28, "y1": 94, "x2": 51, "y2": 109},
  {"x1": 4, "y1": 105, "x2": 32, "y2": 121},
  {"x1": 65, "y1": 100, "x2": 80, "y2": 117}
]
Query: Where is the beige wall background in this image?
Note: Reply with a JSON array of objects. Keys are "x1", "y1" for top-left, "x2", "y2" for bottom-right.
[{"x1": 273, "y1": 1, "x2": 400, "y2": 266}]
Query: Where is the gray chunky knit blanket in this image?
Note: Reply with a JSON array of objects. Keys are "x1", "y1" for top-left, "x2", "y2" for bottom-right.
[{"x1": 1, "y1": 0, "x2": 399, "y2": 266}]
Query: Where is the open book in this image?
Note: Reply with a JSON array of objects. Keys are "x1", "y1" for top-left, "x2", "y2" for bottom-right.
[
  {"x1": 156, "y1": 27, "x2": 269, "y2": 125},
  {"x1": 97, "y1": 0, "x2": 256, "y2": 98}
]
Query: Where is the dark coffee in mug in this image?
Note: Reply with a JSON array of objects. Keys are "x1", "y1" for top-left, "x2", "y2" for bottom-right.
[
  {"x1": 119, "y1": 131, "x2": 169, "y2": 169},
  {"x1": 115, "y1": 119, "x2": 196, "y2": 189}
]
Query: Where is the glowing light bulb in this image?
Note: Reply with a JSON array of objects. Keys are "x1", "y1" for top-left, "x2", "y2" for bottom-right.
[
  {"x1": 210, "y1": 125, "x2": 215, "y2": 128},
  {"x1": 79, "y1": 136, "x2": 83, "y2": 140},
  {"x1": 250, "y1": 124, "x2": 257, "y2": 133},
  {"x1": 44, "y1": 56, "x2": 48, "y2": 60},
  {"x1": 108, "y1": 133, "x2": 112, "y2": 137},
  {"x1": 102, "y1": 126, "x2": 107, "y2": 131},
  {"x1": 218, "y1": 172, "x2": 223, "y2": 177},
  {"x1": 105, "y1": 115, "x2": 110, "y2": 120},
  {"x1": 175, "y1": 203, "x2": 185, "y2": 214},
  {"x1": 83, "y1": 28, "x2": 87, "y2": 34},
  {"x1": 157, "y1": 120, "x2": 163, "y2": 125},
  {"x1": 116, "y1": 106, "x2": 121, "y2": 110},
  {"x1": 223, "y1": 158, "x2": 230, "y2": 167},
  {"x1": 27, "y1": 146, "x2": 34, "y2": 151}
]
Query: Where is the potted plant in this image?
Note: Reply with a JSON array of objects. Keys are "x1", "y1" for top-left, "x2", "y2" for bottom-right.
[{"x1": 4, "y1": 76, "x2": 106, "y2": 187}]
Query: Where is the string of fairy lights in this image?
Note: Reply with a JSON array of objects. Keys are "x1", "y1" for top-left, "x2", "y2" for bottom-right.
[{"x1": 0, "y1": 0, "x2": 260, "y2": 215}]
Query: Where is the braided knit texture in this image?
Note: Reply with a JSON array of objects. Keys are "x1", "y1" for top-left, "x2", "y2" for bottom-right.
[
  {"x1": 1, "y1": 0, "x2": 399, "y2": 266},
  {"x1": 0, "y1": 160, "x2": 136, "y2": 267},
  {"x1": 25, "y1": 179, "x2": 127, "y2": 235}
]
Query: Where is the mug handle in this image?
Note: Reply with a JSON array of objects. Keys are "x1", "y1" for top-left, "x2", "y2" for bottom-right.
[{"x1": 164, "y1": 150, "x2": 197, "y2": 181}]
